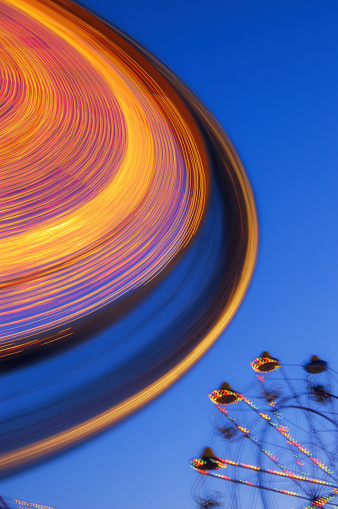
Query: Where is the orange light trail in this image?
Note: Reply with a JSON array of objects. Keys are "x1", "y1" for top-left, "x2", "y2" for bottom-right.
[
  {"x1": 0, "y1": 0, "x2": 208, "y2": 354},
  {"x1": 0, "y1": 0, "x2": 257, "y2": 474}
]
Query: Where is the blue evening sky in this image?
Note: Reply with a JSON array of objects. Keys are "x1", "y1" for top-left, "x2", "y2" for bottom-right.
[{"x1": 1, "y1": 0, "x2": 337, "y2": 507}]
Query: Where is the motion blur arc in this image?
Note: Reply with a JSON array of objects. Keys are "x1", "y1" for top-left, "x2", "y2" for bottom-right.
[{"x1": 0, "y1": 0, "x2": 257, "y2": 476}]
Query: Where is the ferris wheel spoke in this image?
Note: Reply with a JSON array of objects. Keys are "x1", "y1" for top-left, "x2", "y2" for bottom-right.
[
  {"x1": 281, "y1": 364, "x2": 338, "y2": 456},
  {"x1": 195, "y1": 469, "x2": 338, "y2": 507},
  {"x1": 237, "y1": 390, "x2": 336, "y2": 481},
  {"x1": 280, "y1": 405, "x2": 338, "y2": 483},
  {"x1": 191, "y1": 453, "x2": 338, "y2": 490},
  {"x1": 277, "y1": 407, "x2": 338, "y2": 474},
  {"x1": 214, "y1": 405, "x2": 311, "y2": 494}
]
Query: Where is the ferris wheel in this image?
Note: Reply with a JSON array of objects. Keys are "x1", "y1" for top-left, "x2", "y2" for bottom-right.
[{"x1": 191, "y1": 352, "x2": 338, "y2": 509}]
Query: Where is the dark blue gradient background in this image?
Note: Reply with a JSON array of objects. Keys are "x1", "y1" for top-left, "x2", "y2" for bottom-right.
[{"x1": 0, "y1": 0, "x2": 337, "y2": 507}]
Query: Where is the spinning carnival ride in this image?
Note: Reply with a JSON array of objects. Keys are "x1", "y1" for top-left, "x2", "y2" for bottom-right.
[
  {"x1": 0, "y1": 0, "x2": 257, "y2": 475},
  {"x1": 191, "y1": 353, "x2": 338, "y2": 509}
]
